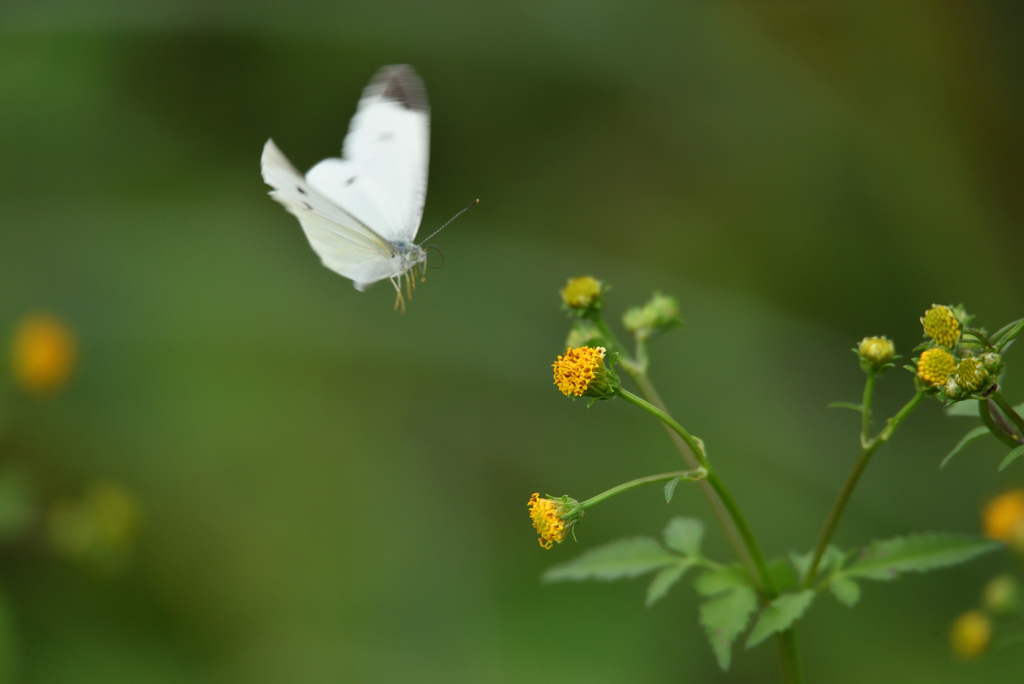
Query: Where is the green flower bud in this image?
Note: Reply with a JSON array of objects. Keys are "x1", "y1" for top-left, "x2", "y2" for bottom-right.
[
  {"x1": 857, "y1": 336, "x2": 895, "y2": 373},
  {"x1": 954, "y1": 358, "x2": 989, "y2": 392},
  {"x1": 981, "y1": 352, "x2": 1004, "y2": 377},
  {"x1": 982, "y1": 574, "x2": 1020, "y2": 615},
  {"x1": 565, "y1": 321, "x2": 604, "y2": 349},
  {"x1": 622, "y1": 292, "x2": 683, "y2": 341}
]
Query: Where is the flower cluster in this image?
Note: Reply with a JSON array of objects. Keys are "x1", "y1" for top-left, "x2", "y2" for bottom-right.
[{"x1": 912, "y1": 305, "x2": 1001, "y2": 402}]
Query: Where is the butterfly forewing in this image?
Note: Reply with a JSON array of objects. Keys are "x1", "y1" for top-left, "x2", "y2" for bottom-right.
[{"x1": 305, "y1": 65, "x2": 430, "y2": 245}]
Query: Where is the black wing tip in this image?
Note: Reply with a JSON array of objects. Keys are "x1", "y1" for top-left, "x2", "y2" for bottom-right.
[{"x1": 368, "y1": 64, "x2": 429, "y2": 112}]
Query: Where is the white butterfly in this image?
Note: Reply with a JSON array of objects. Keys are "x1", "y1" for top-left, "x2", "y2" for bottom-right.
[{"x1": 261, "y1": 65, "x2": 436, "y2": 311}]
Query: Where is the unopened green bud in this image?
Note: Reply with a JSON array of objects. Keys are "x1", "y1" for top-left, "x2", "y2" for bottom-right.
[
  {"x1": 622, "y1": 292, "x2": 682, "y2": 341},
  {"x1": 565, "y1": 321, "x2": 604, "y2": 349},
  {"x1": 857, "y1": 336, "x2": 895, "y2": 373},
  {"x1": 981, "y1": 352, "x2": 1004, "y2": 377},
  {"x1": 955, "y1": 358, "x2": 989, "y2": 392},
  {"x1": 561, "y1": 277, "x2": 604, "y2": 315},
  {"x1": 982, "y1": 574, "x2": 1020, "y2": 615}
]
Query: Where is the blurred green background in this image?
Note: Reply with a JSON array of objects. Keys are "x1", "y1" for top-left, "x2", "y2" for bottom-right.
[{"x1": 2, "y1": 1, "x2": 1024, "y2": 682}]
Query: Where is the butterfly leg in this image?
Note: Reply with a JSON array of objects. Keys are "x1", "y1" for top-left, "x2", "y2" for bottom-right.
[{"x1": 390, "y1": 277, "x2": 406, "y2": 313}]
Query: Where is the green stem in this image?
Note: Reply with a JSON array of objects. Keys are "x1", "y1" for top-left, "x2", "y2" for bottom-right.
[
  {"x1": 580, "y1": 469, "x2": 707, "y2": 509},
  {"x1": 995, "y1": 318, "x2": 1024, "y2": 349},
  {"x1": 992, "y1": 390, "x2": 1024, "y2": 438},
  {"x1": 618, "y1": 389, "x2": 776, "y2": 596},
  {"x1": 860, "y1": 373, "x2": 876, "y2": 448},
  {"x1": 777, "y1": 629, "x2": 804, "y2": 684},
  {"x1": 802, "y1": 390, "x2": 926, "y2": 587},
  {"x1": 981, "y1": 398, "x2": 1023, "y2": 448}
]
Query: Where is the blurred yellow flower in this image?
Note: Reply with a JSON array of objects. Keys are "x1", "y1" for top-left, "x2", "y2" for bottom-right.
[
  {"x1": 921, "y1": 305, "x2": 960, "y2": 348},
  {"x1": 560, "y1": 276, "x2": 603, "y2": 310},
  {"x1": 48, "y1": 481, "x2": 140, "y2": 567},
  {"x1": 11, "y1": 313, "x2": 76, "y2": 395},
  {"x1": 917, "y1": 348, "x2": 956, "y2": 388},
  {"x1": 949, "y1": 610, "x2": 991, "y2": 661},
  {"x1": 982, "y1": 489, "x2": 1024, "y2": 543},
  {"x1": 528, "y1": 493, "x2": 576, "y2": 549},
  {"x1": 553, "y1": 346, "x2": 606, "y2": 397}
]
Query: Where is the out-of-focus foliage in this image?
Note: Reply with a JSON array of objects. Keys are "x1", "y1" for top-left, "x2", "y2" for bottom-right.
[{"x1": 1, "y1": 1, "x2": 1024, "y2": 682}]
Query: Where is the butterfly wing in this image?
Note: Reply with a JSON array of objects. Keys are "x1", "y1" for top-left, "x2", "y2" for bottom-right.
[
  {"x1": 261, "y1": 139, "x2": 404, "y2": 288},
  {"x1": 305, "y1": 65, "x2": 430, "y2": 245}
]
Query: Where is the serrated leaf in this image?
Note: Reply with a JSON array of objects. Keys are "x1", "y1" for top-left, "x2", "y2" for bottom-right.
[
  {"x1": 646, "y1": 562, "x2": 692, "y2": 606},
  {"x1": 693, "y1": 565, "x2": 753, "y2": 596},
  {"x1": 941, "y1": 425, "x2": 991, "y2": 468},
  {"x1": 827, "y1": 402, "x2": 863, "y2": 413},
  {"x1": 664, "y1": 477, "x2": 680, "y2": 503},
  {"x1": 789, "y1": 551, "x2": 812, "y2": 580},
  {"x1": 542, "y1": 538, "x2": 677, "y2": 583},
  {"x1": 823, "y1": 546, "x2": 848, "y2": 574},
  {"x1": 999, "y1": 445, "x2": 1024, "y2": 472},
  {"x1": 839, "y1": 534, "x2": 1001, "y2": 582},
  {"x1": 663, "y1": 517, "x2": 703, "y2": 556},
  {"x1": 829, "y1": 577, "x2": 860, "y2": 607},
  {"x1": 945, "y1": 401, "x2": 981, "y2": 418},
  {"x1": 746, "y1": 590, "x2": 815, "y2": 648},
  {"x1": 699, "y1": 585, "x2": 757, "y2": 670}
]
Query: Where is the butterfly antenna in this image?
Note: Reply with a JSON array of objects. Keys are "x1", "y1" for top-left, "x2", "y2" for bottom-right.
[{"x1": 419, "y1": 199, "x2": 479, "y2": 246}]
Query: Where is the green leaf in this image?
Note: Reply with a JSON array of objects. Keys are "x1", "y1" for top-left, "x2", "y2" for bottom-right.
[
  {"x1": 829, "y1": 577, "x2": 860, "y2": 607},
  {"x1": 789, "y1": 551, "x2": 812, "y2": 580},
  {"x1": 542, "y1": 538, "x2": 678, "y2": 583},
  {"x1": 693, "y1": 565, "x2": 753, "y2": 596},
  {"x1": 699, "y1": 585, "x2": 757, "y2": 670},
  {"x1": 746, "y1": 590, "x2": 816, "y2": 648},
  {"x1": 941, "y1": 425, "x2": 991, "y2": 468},
  {"x1": 827, "y1": 401, "x2": 863, "y2": 413},
  {"x1": 767, "y1": 558, "x2": 797, "y2": 593},
  {"x1": 999, "y1": 445, "x2": 1024, "y2": 472},
  {"x1": 663, "y1": 517, "x2": 703, "y2": 556},
  {"x1": 663, "y1": 477, "x2": 679, "y2": 503},
  {"x1": 839, "y1": 533, "x2": 1002, "y2": 581},
  {"x1": 945, "y1": 401, "x2": 981, "y2": 417},
  {"x1": 646, "y1": 562, "x2": 693, "y2": 606}
]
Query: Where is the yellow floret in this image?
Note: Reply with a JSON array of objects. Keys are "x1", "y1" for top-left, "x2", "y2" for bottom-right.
[
  {"x1": 528, "y1": 493, "x2": 568, "y2": 549},
  {"x1": 950, "y1": 610, "x2": 991, "y2": 661},
  {"x1": 983, "y1": 490, "x2": 1024, "y2": 543},
  {"x1": 553, "y1": 346, "x2": 606, "y2": 397},
  {"x1": 917, "y1": 348, "x2": 956, "y2": 387},
  {"x1": 921, "y1": 305, "x2": 960, "y2": 348}
]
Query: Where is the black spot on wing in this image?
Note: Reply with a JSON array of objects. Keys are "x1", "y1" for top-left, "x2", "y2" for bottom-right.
[
  {"x1": 368, "y1": 65, "x2": 429, "y2": 112},
  {"x1": 297, "y1": 187, "x2": 307, "y2": 195},
  {"x1": 346, "y1": 176, "x2": 357, "y2": 185},
  {"x1": 302, "y1": 201, "x2": 312, "y2": 210}
]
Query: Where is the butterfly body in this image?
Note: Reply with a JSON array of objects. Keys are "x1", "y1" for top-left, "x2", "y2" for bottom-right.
[{"x1": 261, "y1": 65, "x2": 431, "y2": 309}]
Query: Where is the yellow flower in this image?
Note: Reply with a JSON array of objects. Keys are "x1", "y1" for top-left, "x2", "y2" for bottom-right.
[
  {"x1": 950, "y1": 610, "x2": 991, "y2": 661},
  {"x1": 857, "y1": 336, "x2": 894, "y2": 372},
  {"x1": 553, "y1": 346, "x2": 619, "y2": 400},
  {"x1": 921, "y1": 305, "x2": 961, "y2": 348},
  {"x1": 528, "y1": 493, "x2": 581, "y2": 549},
  {"x1": 983, "y1": 490, "x2": 1024, "y2": 543},
  {"x1": 916, "y1": 348, "x2": 956, "y2": 388},
  {"x1": 560, "y1": 276, "x2": 603, "y2": 310},
  {"x1": 48, "y1": 481, "x2": 140, "y2": 567},
  {"x1": 954, "y1": 358, "x2": 988, "y2": 392},
  {"x1": 11, "y1": 314, "x2": 76, "y2": 395}
]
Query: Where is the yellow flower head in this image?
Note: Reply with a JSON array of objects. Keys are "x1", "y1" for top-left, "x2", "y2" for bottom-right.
[
  {"x1": 553, "y1": 346, "x2": 619, "y2": 400},
  {"x1": 857, "y1": 336, "x2": 894, "y2": 372},
  {"x1": 950, "y1": 610, "x2": 991, "y2": 661},
  {"x1": 528, "y1": 493, "x2": 581, "y2": 549},
  {"x1": 917, "y1": 348, "x2": 956, "y2": 388},
  {"x1": 954, "y1": 358, "x2": 989, "y2": 392},
  {"x1": 983, "y1": 489, "x2": 1024, "y2": 543},
  {"x1": 560, "y1": 276, "x2": 603, "y2": 310},
  {"x1": 921, "y1": 305, "x2": 960, "y2": 348},
  {"x1": 11, "y1": 313, "x2": 76, "y2": 396}
]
